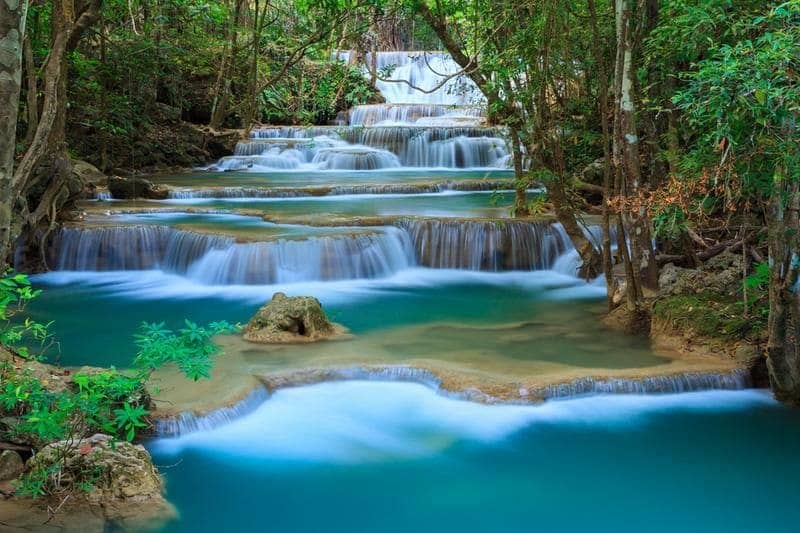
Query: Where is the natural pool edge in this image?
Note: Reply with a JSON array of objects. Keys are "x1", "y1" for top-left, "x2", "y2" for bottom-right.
[{"x1": 151, "y1": 356, "x2": 753, "y2": 437}]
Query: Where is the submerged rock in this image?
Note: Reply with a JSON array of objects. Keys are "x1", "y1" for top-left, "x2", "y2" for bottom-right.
[
  {"x1": 244, "y1": 292, "x2": 345, "y2": 343},
  {"x1": 108, "y1": 176, "x2": 169, "y2": 200}
]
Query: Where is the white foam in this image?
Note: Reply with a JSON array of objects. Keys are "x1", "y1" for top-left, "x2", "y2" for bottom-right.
[
  {"x1": 150, "y1": 382, "x2": 775, "y2": 463},
  {"x1": 32, "y1": 267, "x2": 600, "y2": 304}
]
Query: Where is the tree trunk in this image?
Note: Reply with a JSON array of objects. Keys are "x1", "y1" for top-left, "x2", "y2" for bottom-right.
[
  {"x1": 612, "y1": 0, "x2": 658, "y2": 312},
  {"x1": 22, "y1": 34, "x2": 38, "y2": 147},
  {"x1": 509, "y1": 126, "x2": 529, "y2": 217},
  {"x1": 0, "y1": 0, "x2": 28, "y2": 269},
  {"x1": 209, "y1": 0, "x2": 244, "y2": 130},
  {"x1": 765, "y1": 179, "x2": 800, "y2": 403},
  {"x1": 9, "y1": 0, "x2": 102, "y2": 269},
  {"x1": 588, "y1": 0, "x2": 616, "y2": 306}
]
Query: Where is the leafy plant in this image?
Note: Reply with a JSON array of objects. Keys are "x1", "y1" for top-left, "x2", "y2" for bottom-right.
[
  {"x1": 0, "y1": 270, "x2": 55, "y2": 360},
  {"x1": 1, "y1": 276, "x2": 241, "y2": 499}
]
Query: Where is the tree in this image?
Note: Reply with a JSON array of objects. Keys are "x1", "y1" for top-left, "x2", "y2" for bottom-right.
[
  {"x1": 674, "y1": 1, "x2": 800, "y2": 401},
  {"x1": 610, "y1": 0, "x2": 659, "y2": 319},
  {"x1": 0, "y1": 0, "x2": 29, "y2": 269},
  {"x1": 414, "y1": 0, "x2": 605, "y2": 276}
]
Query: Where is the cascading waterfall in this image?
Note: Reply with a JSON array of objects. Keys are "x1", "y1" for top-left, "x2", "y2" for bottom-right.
[
  {"x1": 53, "y1": 226, "x2": 415, "y2": 284},
  {"x1": 207, "y1": 50, "x2": 512, "y2": 172},
  {"x1": 354, "y1": 51, "x2": 483, "y2": 106},
  {"x1": 348, "y1": 104, "x2": 484, "y2": 127},
  {"x1": 399, "y1": 219, "x2": 573, "y2": 271},
  {"x1": 51, "y1": 219, "x2": 579, "y2": 282},
  {"x1": 539, "y1": 369, "x2": 752, "y2": 399},
  {"x1": 154, "y1": 366, "x2": 753, "y2": 437},
  {"x1": 54, "y1": 226, "x2": 232, "y2": 271},
  {"x1": 214, "y1": 126, "x2": 510, "y2": 171}
]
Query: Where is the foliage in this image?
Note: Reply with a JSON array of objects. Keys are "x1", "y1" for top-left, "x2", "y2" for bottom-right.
[
  {"x1": 0, "y1": 275, "x2": 240, "y2": 498},
  {"x1": 672, "y1": 1, "x2": 800, "y2": 200},
  {"x1": 133, "y1": 319, "x2": 239, "y2": 381},
  {"x1": 653, "y1": 291, "x2": 767, "y2": 340},
  {"x1": 260, "y1": 61, "x2": 377, "y2": 125},
  {"x1": 0, "y1": 271, "x2": 55, "y2": 360}
]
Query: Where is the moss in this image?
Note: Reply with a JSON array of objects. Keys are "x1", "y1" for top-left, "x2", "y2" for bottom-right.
[{"x1": 652, "y1": 290, "x2": 767, "y2": 341}]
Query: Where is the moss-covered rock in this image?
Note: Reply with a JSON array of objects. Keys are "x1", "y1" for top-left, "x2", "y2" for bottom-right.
[
  {"x1": 244, "y1": 292, "x2": 345, "y2": 343},
  {"x1": 0, "y1": 450, "x2": 25, "y2": 481},
  {"x1": 27, "y1": 434, "x2": 168, "y2": 504},
  {"x1": 108, "y1": 176, "x2": 169, "y2": 200}
]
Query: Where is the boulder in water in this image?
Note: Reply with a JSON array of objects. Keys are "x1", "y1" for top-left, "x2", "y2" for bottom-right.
[
  {"x1": 108, "y1": 176, "x2": 169, "y2": 200},
  {"x1": 244, "y1": 292, "x2": 345, "y2": 343}
]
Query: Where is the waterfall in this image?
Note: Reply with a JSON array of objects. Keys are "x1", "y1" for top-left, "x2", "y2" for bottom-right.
[
  {"x1": 52, "y1": 226, "x2": 415, "y2": 284},
  {"x1": 348, "y1": 104, "x2": 484, "y2": 127},
  {"x1": 216, "y1": 126, "x2": 511, "y2": 171},
  {"x1": 52, "y1": 219, "x2": 581, "y2": 281},
  {"x1": 399, "y1": 219, "x2": 573, "y2": 270},
  {"x1": 153, "y1": 367, "x2": 753, "y2": 437},
  {"x1": 54, "y1": 226, "x2": 231, "y2": 271},
  {"x1": 206, "y1": 50, "x2": 512, "y2": 172},
  {"x1": 155, "y1": 387, "x2": 270, "y2": 437},
  {"x1": 361, "y1": 51, "x2": 483, "y2": 105},
  {"x1": 539, "y1": 369, "x2": 752, "y2": 400},
  {"x1": 185, "y1": 228, "x2": 414, "y2": 284}
]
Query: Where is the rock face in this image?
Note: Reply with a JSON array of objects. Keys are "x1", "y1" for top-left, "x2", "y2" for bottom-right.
[
  {"x1": 0, "y1": 450, "x2": 25, "y2": 481},
  {"x1": 28, "y1": 434, "x2": 165, "y2": 503},
  {"x1": 244, "y1": 292, "x2": 342, "y2": 343},
  {"x1": 108, "y1": 176, "x2": 169, "y2": 200}
]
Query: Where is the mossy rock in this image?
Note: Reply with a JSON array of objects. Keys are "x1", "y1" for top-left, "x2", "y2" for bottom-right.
[{"x1": 244, "y1": 292, "x2": 347, "y2": 344}]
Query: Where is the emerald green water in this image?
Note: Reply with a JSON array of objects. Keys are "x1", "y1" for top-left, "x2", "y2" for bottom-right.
[
  {"x1": 28, "y1": 270, "x2": 606, "y2": 368},
  {"x1": 155, "y1": 169, "x2": 514, "y2": 188},
  {"x1": 149, "y1": 384, "x2": 800, "y2": 533},
  {"x1": 160, "y1": 191, "x2": 515, "y2": 218}
]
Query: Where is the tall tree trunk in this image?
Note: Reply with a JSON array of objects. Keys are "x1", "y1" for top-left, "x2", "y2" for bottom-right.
[
  {"x1": 612, "y1": 0, "x2": 658, "y2": 313},
  {"x1": 209, "y1": 0, "x2": 243, "y2": 130},
  {"x1": 509, "y1": 126, "x2": 529, "y2": 217},
  {"x1": 588, "y1": 0, "x2": 616, "y2": 306},
  {"x1": 9, "y1": 0, "x2": 102, "y2": 269},
  {"x1": 22, "y1": 34, "x2": 38, "y2": 146},
  {"x1": 0, "y1": 0, "x2": 28, "y2": 269},
  {"x1": 765, "y1": 178, "x2": 800, "y2": 403}
]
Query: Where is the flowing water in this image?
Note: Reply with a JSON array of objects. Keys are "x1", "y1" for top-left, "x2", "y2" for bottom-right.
[{"x1": 17, "y1": 50, "x2": 800, "y2": 532}]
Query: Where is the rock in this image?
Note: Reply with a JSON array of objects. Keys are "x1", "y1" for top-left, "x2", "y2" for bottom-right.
[
  {"x1": 660, "y1": 252, "x2": 744, "y2": 298},
  {"x1": 659, "y1": 263, "x2": 703, "y2": 296},
  {"x1": 71, "y1": 159, "x2": 107, "y2": 186},
  {"x1": 28, "y1": 434, "x2": 166, "y2": 504},
  {"x1": 244, "y1": 292, "x2": 345, "y2": 343},
  {"x1": 704, "y1": 250, "x2": 744, "y2": 272},
  {"x1": 107, "y1": 176, "x2": 169, "y2": 200},
  {"x1": 580, "y1": 158, "x2": 605, "y2": 186},
  {"x1": 0, "y1": 450, "x2": 25, "y2": 481}
]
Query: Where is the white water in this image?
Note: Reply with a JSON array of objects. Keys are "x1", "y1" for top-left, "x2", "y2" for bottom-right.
[
  {"x1": 150, "y1": 382, "x2": 775, "y2": 463},
  {"x1": 208, "y1": 51, "x2": 509, "y2": 172},
  {"x1": 348, "y1": 51, "x2": 483, "y2": 105},
  {"x1": 50, "y1": 218, "x2": 580, "y2": 283},
  {"x1": 33, "y1": 267, "x2": 596, "y2": 304}
]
